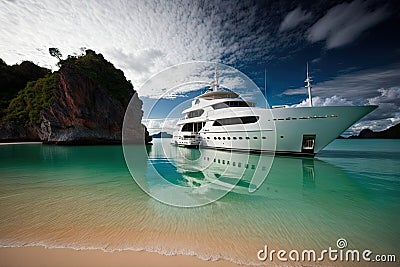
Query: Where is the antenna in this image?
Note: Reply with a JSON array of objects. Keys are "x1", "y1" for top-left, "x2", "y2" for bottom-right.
[
  {"x1": 211, "y1": 65, "x2": 219, "y2": 92},
  {"x1": 305, "y1": 62, "x2": 313, "y2": 107}
]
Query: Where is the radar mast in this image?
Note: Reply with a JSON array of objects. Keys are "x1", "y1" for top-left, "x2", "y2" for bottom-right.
[
  {"x1": 210, "y1": 65, "x2": 219, "y2": 92},
  {"x1": 305, "y1": 62, "x2": 313, "y2": 107}
]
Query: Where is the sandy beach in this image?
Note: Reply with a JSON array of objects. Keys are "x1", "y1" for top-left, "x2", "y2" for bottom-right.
[
  {"x1": 0, "y1": 142, "x2": 42, "y2": 146},
  {"x1": 0, "y1": 246, "x2": 242, "y2": 267}
]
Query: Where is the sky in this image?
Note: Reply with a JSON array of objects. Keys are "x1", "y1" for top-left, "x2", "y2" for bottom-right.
[{"x1": 1, "y1": 0, "x2": 399, "y2": 135}]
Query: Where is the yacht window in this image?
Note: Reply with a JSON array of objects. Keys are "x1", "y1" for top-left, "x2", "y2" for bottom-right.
[
  {"x1": 262, "y1": 136, "x2": 266, "y2": 139},
  {"x1": 245, "y1": 137, "x2": 250, "y2": 140},
  {"x1": 182, "y1": 122, "x2": 203, "y2": 132},
  {"x1": 212, "y1": 101, "x2": 252, "y2": 110},
  {"x1": 187, "y1": 109, "x2": 204, "y2": 118},
  {"x1": 227, "y1": 137, "x2": 231, "y2": 140},
  {"x1": 233, "y1": 137, "x2": 237, "y2": 140},
  {"x1": 212, "y1": 116, "x2": 259, "y2": 126},
  {"x1": 239, "y1": 137, "x2": 243, "y2": 140},
  {"x1": 253, "y1": 137, "x2": 258, "y2": 139},
  {"x1": 223, "y1": 137, "x2": 226, "y2": 140}
]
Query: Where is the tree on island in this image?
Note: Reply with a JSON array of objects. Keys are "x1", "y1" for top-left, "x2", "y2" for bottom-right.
[{"x1": 49, "y1": 48, "x2": 63, "y2": 61}]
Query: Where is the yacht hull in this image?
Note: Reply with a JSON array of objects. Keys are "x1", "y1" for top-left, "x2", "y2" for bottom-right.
[{"x1": 198, "y1": 105, "x2": 377, "y2": 157}]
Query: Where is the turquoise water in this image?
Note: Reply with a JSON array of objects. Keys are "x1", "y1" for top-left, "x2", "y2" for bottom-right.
[{"x1": 0, "y1": 139, "x2": 399, "y2": 265}]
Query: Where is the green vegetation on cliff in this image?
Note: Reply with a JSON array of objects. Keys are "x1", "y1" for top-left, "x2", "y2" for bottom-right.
[
  {"x1": 0, "y1": 59, "x2": 50, "y2": 116},
  {"x1": 3, "y1": 74, "x2": 59, "y2": 125}
]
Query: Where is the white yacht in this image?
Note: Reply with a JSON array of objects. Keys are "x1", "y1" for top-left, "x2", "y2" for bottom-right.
[{"x1": 171, "y1": 67, "x2": 376, "y2": 156}]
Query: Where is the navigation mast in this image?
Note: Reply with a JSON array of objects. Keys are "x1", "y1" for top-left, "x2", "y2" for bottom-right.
[
  {"x1": 211, "y1": 66, "x2": 219, "y2": 92},
  {"x1": 305, "y1": 62, "x2": 313, "y2": 107}
]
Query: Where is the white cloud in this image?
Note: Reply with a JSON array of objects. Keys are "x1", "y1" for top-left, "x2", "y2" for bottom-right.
[
  {"x1": 0, "y1": 0, "x2": 284, "y2": 96},
  {"x1": 110, "y1": 48, "x2": 164, "y2": 74},
  {"x1": 142, "y1": 118, "x2": 180, "y2": 135},
  {"x1": 365, "y1": 87, "x2": 400, "y2": 120},
  {"x1": 279, "y1": 7, "x2": 312, "y2": 32},
  {"x1": 307, "y1": 0, "x2": 389, "y2": 49},
  {"x1": 293, "y1": 95, "x2": 353, "y2": 107}
]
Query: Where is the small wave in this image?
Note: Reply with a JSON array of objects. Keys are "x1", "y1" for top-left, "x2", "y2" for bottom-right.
[{"x1": 0, "y1": 240, "x2": 263, "y2": 266}]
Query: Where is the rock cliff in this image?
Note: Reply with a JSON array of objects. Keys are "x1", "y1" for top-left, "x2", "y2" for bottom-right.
[{"x1": 0, "y1": 50, "x2": 151, "y2": 144}]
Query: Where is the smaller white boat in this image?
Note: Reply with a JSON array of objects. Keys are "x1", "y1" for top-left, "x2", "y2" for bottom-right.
[{"x1": 171, "y1": 132, "x2": 201, "y2": 148}]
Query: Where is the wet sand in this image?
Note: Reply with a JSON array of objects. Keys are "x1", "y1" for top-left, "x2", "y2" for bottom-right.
[{"x1": 0, "y1": 246, "x2": 243, "y2": 267}]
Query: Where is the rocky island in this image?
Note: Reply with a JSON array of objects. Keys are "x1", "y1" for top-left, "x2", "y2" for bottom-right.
[
  {"x1": 0, "y1": 49, "x2": 151, "y2": 144},
  {"x1": 151, "y1": 132, "x2": 173, "y2": 138},
  {"x1": 348, "y1": 123, "x2": 400, "y2": 139}
]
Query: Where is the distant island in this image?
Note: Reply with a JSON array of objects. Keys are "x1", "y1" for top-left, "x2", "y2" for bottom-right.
[
  {"x1": 341, "y1": 123, "x2": 400, "y2": 139},
  {"x1": 0, "y1": 49, "x2": 151, "y2": 144},
  {"x1": 152, "y1": 132, "x2": 173, "y2": 138}
]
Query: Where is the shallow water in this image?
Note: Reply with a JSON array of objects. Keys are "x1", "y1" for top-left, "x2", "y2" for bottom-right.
[{"x1": 0, "y1": 139, "x2": 399, "y2": 265}]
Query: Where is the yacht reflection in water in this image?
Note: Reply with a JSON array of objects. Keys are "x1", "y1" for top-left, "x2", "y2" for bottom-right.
[
  {"x1": 177, "y1": 149, "x2": 317, "y2": 193},
  {"x1": 147, "y1": 141, "x2": 362, "y2": 200},
  {"x1": 174, "y1": 147, "x2": 274, "y2": 193}
]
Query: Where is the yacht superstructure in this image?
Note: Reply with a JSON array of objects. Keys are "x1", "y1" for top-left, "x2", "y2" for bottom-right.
[{"x1": 171, "y1": 67, "x2": 376, "y2": 156}]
